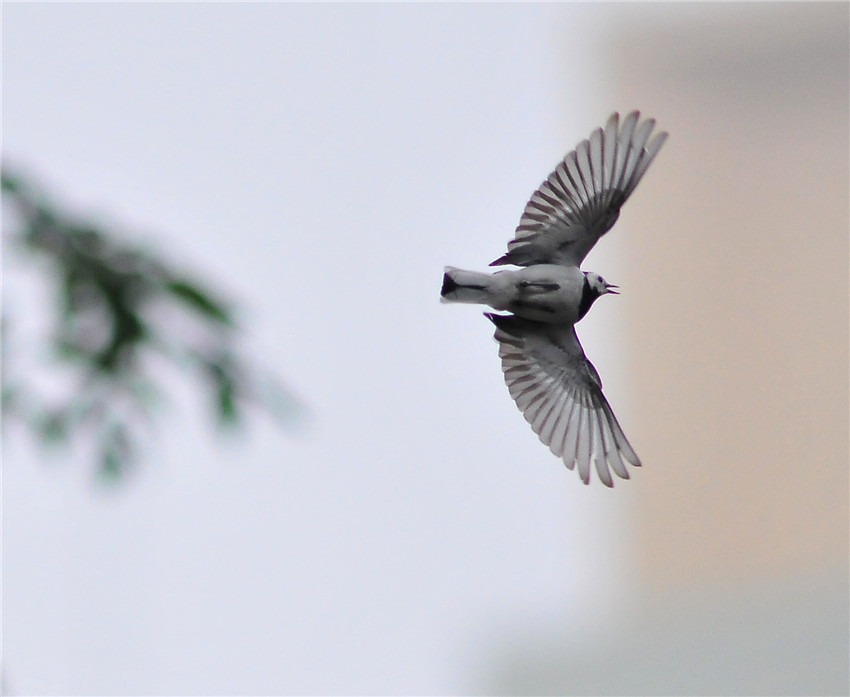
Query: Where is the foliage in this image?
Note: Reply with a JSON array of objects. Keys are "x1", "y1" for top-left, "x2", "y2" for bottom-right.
[{"x1": 2, "y1": 169, "x2": 301, "y2": 480}]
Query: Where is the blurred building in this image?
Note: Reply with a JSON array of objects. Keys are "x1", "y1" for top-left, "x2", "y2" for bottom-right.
[{"x1": 484, "y1": 4, "x2": 849, "y2": 694}]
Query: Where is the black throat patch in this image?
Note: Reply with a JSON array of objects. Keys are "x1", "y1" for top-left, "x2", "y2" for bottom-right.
[{"x1": 577, "y1": 276, "x2": 600, "y2": 320}]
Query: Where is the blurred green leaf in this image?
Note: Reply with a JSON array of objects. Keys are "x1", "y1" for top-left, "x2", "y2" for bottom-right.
[
  {"x1": 1, "y1": 171, "x2": 21, "y2": 193},
  {"x1": 38, "y1": 410, "x2": 70, "y2": 444},
  {"x1": 2, "y1": 166, "x2": 303, "y2": 481},
  {"x1": 218, "y1": 378, "x2": 237, "y2": 424},
  {"x1": 164, "y1": 279, "x2": 234, "y2": 326},
  {"x1": 99, "y1": 423, "x2": 131, "y2": 480}
]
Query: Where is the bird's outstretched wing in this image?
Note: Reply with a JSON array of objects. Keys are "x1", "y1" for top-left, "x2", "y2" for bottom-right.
[
  {"x1": 491, "y1": 111, "x2": 667, "y2": 269},
  {"x1": 486, "y1": 312, "x2": 641, "y2": 486}
]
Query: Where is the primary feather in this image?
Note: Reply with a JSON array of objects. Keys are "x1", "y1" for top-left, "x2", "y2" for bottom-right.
[
  {"x1": 486, "y1": 313, "x2": 641, "y2": 486},
  {"x1": 490, "y1": 110, "x2": 667, "y2": 268}
]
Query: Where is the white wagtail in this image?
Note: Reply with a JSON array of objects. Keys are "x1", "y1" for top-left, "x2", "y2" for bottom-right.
[{"x1": 441, "y1": 111, "x2": 667, "y2": 486}]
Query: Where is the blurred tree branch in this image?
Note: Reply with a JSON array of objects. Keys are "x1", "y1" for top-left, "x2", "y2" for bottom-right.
[{"x1": 2, "y1": 168, "x2": 302, "y2": 480}]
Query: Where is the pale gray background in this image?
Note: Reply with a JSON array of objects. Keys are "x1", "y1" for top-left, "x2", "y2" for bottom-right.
[
  {"x1": 4, "y1": 4, "x2": 627, "y2": 694},
  {"x1": 3, "y1": 3, "x2": 848, "y2": 696}
]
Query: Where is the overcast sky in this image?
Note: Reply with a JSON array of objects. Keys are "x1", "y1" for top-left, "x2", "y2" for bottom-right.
[{"x1": 1, "y1": 4, "x2": 644, "y2": 694}]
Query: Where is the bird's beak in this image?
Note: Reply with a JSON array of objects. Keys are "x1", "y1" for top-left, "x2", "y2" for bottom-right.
[{"x1": 605, "y1": 283, "x2": 620, "y2": 295}]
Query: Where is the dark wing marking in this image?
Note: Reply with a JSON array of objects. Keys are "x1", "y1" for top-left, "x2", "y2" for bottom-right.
[
  {"x1": 491, "y1": 111, "x2": 667, "y2": 269},
  {"x1": 485, "y1": 313, "x2": 641, "y2": 486}
]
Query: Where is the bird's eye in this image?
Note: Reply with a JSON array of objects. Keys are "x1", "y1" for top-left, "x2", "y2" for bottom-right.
[{"x1": 598, "y1": 277, "x2": 605, "y2": 284}]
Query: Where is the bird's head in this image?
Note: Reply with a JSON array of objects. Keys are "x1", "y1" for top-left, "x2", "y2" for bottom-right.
[
  {"x1": 578, "y1": 272, "x2": 619, "y2": 320},
  {"x1": 584, "y1": 272, "x2": 619, "y2": 297}
]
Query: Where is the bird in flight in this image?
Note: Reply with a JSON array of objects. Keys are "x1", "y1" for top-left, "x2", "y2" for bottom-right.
[{"x1": 440, "y1": 111, "x2": 667, "y2": 486}]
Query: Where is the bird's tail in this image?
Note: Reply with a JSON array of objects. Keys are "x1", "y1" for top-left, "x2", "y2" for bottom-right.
[{"x1": 440, "y1": 266, "x2": 494, "y2": 305}]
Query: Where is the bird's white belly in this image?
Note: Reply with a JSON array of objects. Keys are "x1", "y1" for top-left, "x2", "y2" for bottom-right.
[{"x1": 489, "y1": 265, "x2": 584, "y2": 324}]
